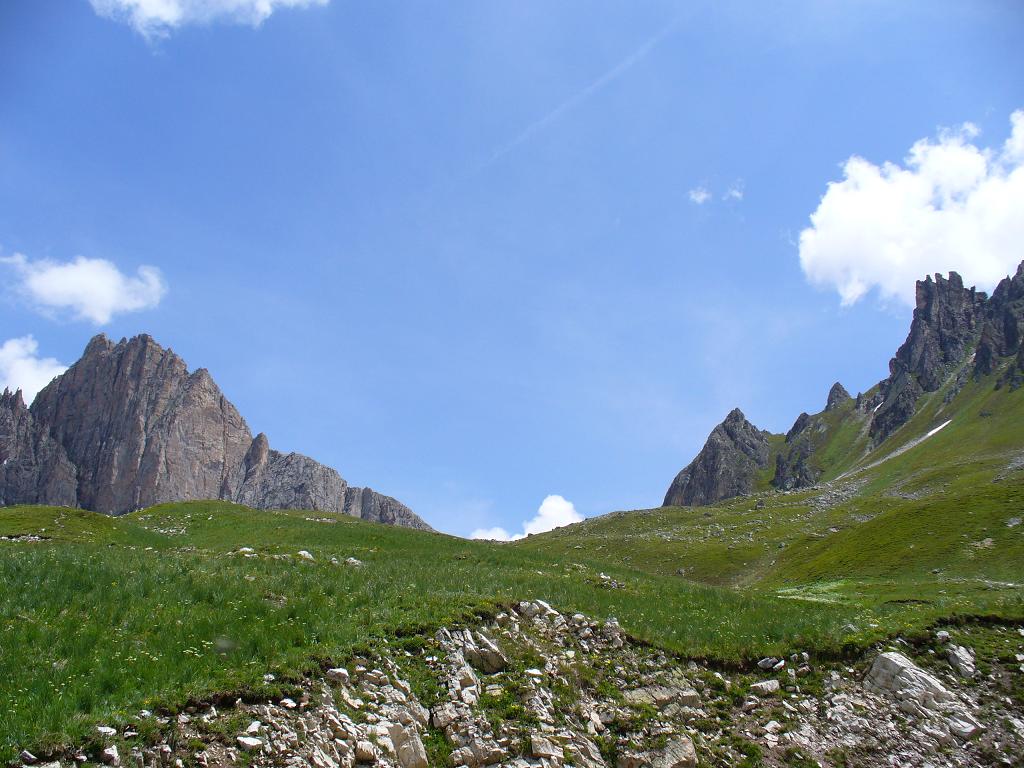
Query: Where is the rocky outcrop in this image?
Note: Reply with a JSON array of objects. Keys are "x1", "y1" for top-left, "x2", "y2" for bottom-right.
[
  {"x1": 869, "y1": 263, "x2": 1024, "y2": 441},
  {"x1": 975, "y1": 260, "x2": 1024, "y2": 388},
  {"x1": 772, "y1": 421, "x2": 819, "y2": 491},
  {"x1": 663, "y1": 409, "x2": 772, "y2": 507},
  {"x1": 341, "y1": 486, "x2": 424, "y2": 529},
  {"x1": 235, "y1": 434, "x2": 350, "y2": 514},
  {"x1": 0, "y1": 390, "x2": 77, "y2": 508},
  {"x1": 870, "y1": 272, "x2": 987, "y2": 443},
  {"x1": 0, "y1": 334, "x2": 430, "y2": 530},
  {"x1": 772, "y1": 382, "x2": 856, "y2": 491},
  {"x1": 863, "y1": 652, "x2": 983, "y2": 738},
  {"x1": 825, "y1": 382, "x2": 851, "y2": 411}
]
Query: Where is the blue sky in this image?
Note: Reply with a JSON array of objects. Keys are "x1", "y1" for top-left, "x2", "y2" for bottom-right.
[{"x1": 1, "y1": 0, "x2": 1022, "y2": 537}]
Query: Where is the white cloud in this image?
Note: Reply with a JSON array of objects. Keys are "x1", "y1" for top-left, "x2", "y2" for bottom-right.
[
  {"x1": 90, "y1": 0, "x2": 329, "y2": 38},
  {"x1": 0, "y1": 336, "x2": 67, "y2": 405},
  {"x1": 1, "y1": 253, "x2": 167, "y2": 325},
  {"x1": 724, "y1": 182, "x2": 744, "y2": 201},
  {"x1": 688, "y1": 187, "x2": 711, "y2": 205},
  {"x1": 470, "y1": 526, "x2": 514, "y2": 541},
  {"x1": 470, "y1": 494, "x2": 583, "y2": 541},
  {"x1": 799, "y1": 110, "x2": 1024, "y2": 307}
]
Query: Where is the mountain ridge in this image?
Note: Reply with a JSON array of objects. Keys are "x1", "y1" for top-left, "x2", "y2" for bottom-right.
[
  {"x1": 664, "y1": 260, "x2": 1024, "y2": 507},
  {"x1": 0, "y1": 333, "x2": 430, "y2": 530}
]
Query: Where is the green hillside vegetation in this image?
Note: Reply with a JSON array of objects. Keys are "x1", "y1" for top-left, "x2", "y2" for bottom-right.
[
  {"x1": 775, "y1": 396, "x2": 873, "y2": 486},
  {"x1": 2, "y1": 502, "x2": 856, "y2": 762},
  {"x1": 522, "y1": 369, "x2": 1024, "y2": 621}
]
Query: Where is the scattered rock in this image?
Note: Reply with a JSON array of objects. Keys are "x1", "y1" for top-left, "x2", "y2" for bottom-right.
[
  {"x1": 750, "y1": 679, "x2": 780, "y2": 696},
  {"x1": 530, "y1": 735, "x2": 563, "y2": 760},
  {"x1": 235, "y1": 737, "x2": 263, "y2": 753},
  {"x1": 326, "y1": 667, "x2": 350, "y2": 683},
  {"x1": 947, "y1": 645, "x2": 976, "y2": 678},
  {"x1": 864, "y1": 652, "x2": 953, "y2": 714}
]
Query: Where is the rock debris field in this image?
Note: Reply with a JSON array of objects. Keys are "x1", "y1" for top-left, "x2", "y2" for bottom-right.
[{"x1": 16, "y1": 601, "x2": 1024, "y2": 768}]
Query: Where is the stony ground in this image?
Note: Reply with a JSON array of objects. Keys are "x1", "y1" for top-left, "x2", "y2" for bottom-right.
[{"x1": 16, "y1": 602, "x2": 1024, "y2": 768}]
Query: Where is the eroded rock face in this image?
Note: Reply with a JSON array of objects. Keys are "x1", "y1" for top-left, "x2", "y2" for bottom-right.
[
  {"x1": 870, "y1": 272, "x2": 986, "y2": 443},
  {"x1": 975, "y1": 260, "x2": 1024, "y2": 388},
  {"x1": 772, "y1": 411, "x2": 821, "y2": 491},
  {"x1": 30, "y1": 335, "x2": 252, "y2": 512},
  {"x1": 663, "y1": 409, "x2": 772, "y2": 507},
  {"x1": 0, "y1": 334, "x2": 429, "y2": 530},
  {"x1": 868, "y1": 264, "x2": 1024, "y2": 441},
  {"x1": 0, "y1": 390, "x2": 77, "y2": 508}
]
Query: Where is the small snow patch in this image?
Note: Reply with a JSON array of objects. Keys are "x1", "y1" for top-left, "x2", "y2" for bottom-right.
[{"x1": 925, "y1": 419, "x2": 952, "y2": 439}]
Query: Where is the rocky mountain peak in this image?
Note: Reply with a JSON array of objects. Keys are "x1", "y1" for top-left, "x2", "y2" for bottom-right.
[
  {"x1": 82, "y1": 332, "x2": 114, "y2": 357},
  {"x1": 898, "y1": 270, "x2": 986, "y2": 390},
  {"x1": 825, "y1": 382, "x2": 851, "y2": 411},
  {"x1": 663, "y1": 409, "x2": 771, "y2": 507},
  {"x1": 1, "y1": 388, "x2": 27, "y2": 411},
  {"x1": 0, "y1": 333, "x2": 430, "y2": 530},
  {"x1": 869, "y1": 270, "x2": 988, "y2": 443}
]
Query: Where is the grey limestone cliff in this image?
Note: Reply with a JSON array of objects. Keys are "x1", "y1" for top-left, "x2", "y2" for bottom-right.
[{"x1": 0, "y1": 334, "x2": 431, "y2": 531}]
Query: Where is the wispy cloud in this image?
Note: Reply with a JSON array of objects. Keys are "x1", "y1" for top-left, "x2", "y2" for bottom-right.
[
  {"x1": 473, "y1": 14, "x2": 683, "y2": 174},
  {"x1": 724, "y1": 181, "x2": 744, "y2": 201},
  {"x1": 688, "y1": 186, "x2": 711, "y2": 204},
  {"x1": 90, "y1": 0, "x2": 329, "y2": 39}
]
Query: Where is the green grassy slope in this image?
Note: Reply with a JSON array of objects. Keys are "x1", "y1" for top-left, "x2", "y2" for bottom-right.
[
  {"x1": 521, "y1": 374, "x2": 1024, "y2": 634},
  {"x1": 1, "y1": 501, "x2": 855, "y2": 762}
]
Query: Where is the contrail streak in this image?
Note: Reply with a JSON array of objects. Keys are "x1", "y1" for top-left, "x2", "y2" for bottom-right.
[{"x1": 471, "y1": 13, "x2": 683, "y2": 175}]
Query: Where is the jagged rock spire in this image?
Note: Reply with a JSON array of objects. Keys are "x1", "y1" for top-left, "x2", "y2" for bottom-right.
[
  {"x1": 663, "y1": 408, "x2": 771, "y2": 507},
  {"x1": 825, "y1": 382, "x2": 851, "y2": 411}
]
